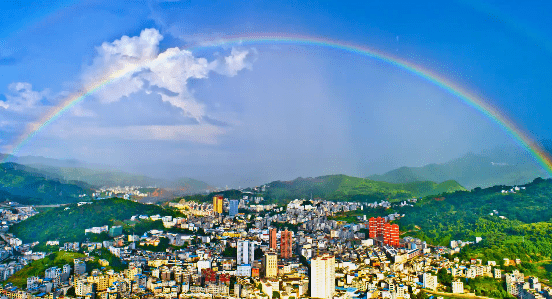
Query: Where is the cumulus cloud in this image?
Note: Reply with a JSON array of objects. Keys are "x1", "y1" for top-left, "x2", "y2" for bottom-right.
[
  {"x1": 0, "y1": 82, "x2": 49, "y2": 112},
  {"x1": 1, "y1": 28, "x2": 254, "y2": 151},
  {"x1": 212, "y1": 48, "x2": 256, "y2": 77},
  {"x1": 82, "y1": 28, "x2": 255, "y2": 124}
]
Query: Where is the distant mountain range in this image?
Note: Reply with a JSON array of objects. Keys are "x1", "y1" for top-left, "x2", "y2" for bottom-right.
[
  {"x1": 368, "y1": 151, "x2": 549, "y2": 189},
  {"x1": 180, "y1": 174, "x2": 466, "y2": 205},
  {"x1": 27, "y1": 164, "x2": 214, "y2": 192},
  {"x1": 0, "y1": 153, "x2": 215, "y2": 195},
  {"x1": 264, "y1": 174, "x2": 465, "y2": 202},
  {"x1": 0, "y1": 163, "x2": 93, "y2": 205}
]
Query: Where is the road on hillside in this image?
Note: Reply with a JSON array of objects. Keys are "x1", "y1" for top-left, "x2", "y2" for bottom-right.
[{"x1": 427, "y1": 290, "x2": 494, "y2": 299}]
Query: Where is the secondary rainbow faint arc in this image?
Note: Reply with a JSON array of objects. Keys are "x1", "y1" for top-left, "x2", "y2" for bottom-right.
[{"x1": 4, "y1": 34, "x2": 552, "y2": 176}]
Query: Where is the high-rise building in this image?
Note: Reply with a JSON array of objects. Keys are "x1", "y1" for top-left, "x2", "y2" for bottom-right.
[
  {"x1": 384, "y1": 223, "x2": 391, "y2": 245},
  {"x1": 264, "y1": 251, "x2": 278, "y2": 278},
  {"x1": 74, "y1": 259, "x2": 87, "y2": 276},
  {"x1": 311, "y1": 254, "x2": 335, "y2": 299},
  {"x1": 383, "y1": 223, "x2": 400, "y2": 247},
  {"x1": 422, "y1": 273, "x2": 438, "y2": 291},
  {"x1": 269, "y1": 228, "x2": 277, "y2": 250},
  {"x1": 390, "y1": 224, "x2": 399, "y2": 247},
  {"x1": 280, "y1": 229, "x2": 293, "y2": 259},
  {"x1": 237, "y1": 240, "x2": 255, "y2": 265},
  {"x1": 368, "y1": 217, "x2": 377, "y2": 238},
  {"x1": 229, "y1": 199, "x2": 239, "y2": 216},
  {"x1": 74, "y1": 278, "x2": 95, "y2": 296},
  {"x1": 213, "y1": 195, "x2": 223, "y2": 214},
  {"x1": 376, "y1": 217, "x2": 385, "y2": 237},
  {"x1": 369, "y1": 217, "x2": 387, "y2": 239}
]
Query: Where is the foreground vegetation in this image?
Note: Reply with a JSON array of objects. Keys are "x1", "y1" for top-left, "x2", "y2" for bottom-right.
[
  {"x1": 9, "y1": 198, "x2": 184, "y2": 243},
  {"x1": 5, "y1": 251, "x2": 85, "y2": 288},
  {"x1": 6, "y1": 250, "x2": 124, "y2": 288}
]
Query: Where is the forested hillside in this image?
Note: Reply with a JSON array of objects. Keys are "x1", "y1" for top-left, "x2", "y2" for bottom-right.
[
  {"x1": 263, "y1": 175, "x2": 465, "y2": 203},
  {"x1": 9, "y1": 198, "x2": 183, "y2": 243},
  {"x1": 0, "y1": 163, "x2": 93, "y2": 205},
  {"x1": 369, "y1": 152, "x2": 546, "y2": 189},
  {"x1": 394, "y1": 178, "x2": 552, "y2": 278}
]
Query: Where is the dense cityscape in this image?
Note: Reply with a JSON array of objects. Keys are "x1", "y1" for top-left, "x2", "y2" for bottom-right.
[
  {"x1": 1, "y1": 0, "x2": 551, "y2": 298},
  {"x1": 0, "y1": 191, "x2": 546, "y2": 299}
]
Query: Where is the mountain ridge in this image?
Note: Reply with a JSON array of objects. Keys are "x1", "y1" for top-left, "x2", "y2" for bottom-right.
[
  {"x1": 1, "y1": 153, "x2": 215, "y2": 194},
  {"x1": 368, "y1": 152, "x2": 548, "y2": 189}
]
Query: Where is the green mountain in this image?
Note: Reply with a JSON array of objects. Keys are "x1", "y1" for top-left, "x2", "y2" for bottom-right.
[
  {"x1": 167, "y1": 177, "x2": 213, "y2": 193},
  {"x1": 25, "y1": 164, "x2": 214, "y2": 194},
  {"x1": 0, "y1": 153, "x2": 85, "y2": 168},
  {"x1": 263, "y1": 174, "x2": 465, "y2": 203},
  {"x1": 9, "y1": 197, "x2": 183, "y2": 243},
  {"x1": 2, "y1": 153, "x2": 215, "y2": 194},
  {"x1": 0, "y1": 163, "x2": 93, "y2": 205},
  {"x1": 368, "y1": 152, "x2": 547, "y2": 189},
  {"x1": 179, "y1": 174, "x2": 465, "y2": 205}
]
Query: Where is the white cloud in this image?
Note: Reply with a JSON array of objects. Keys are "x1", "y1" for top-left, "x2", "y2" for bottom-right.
[
  {"x1": 1, "y1": 28, "x2": 254, "y2": 147},
  {"x1": 212, "y1": 48, "x2": 256, "y2": 77},
  {"x1": 0, "y1": 82, "x2": 49, "y2": 112},
  {"x1": 82, "y1": 28, "x2": 254, "y2": 123}
]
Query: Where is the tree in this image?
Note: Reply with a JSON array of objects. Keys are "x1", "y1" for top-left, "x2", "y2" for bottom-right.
[
  {"x1": 255, "y1": 247, "x2": 264, "y2": 259},
  {"x1": 437, "y1": 267, "x2": 452, "y2": 286},
  {"x1": 222, "y1": 245, "x2": 237, "y2": 258}
]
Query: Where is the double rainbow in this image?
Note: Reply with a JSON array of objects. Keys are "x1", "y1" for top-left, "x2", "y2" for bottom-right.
[{"x1": 3, "y1": 34, "x2": 552, "y2": 176}]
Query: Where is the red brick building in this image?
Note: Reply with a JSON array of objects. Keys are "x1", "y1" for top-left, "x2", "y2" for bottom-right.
[
  {"x1": 370, "y1": 217, "x2": 400, "y2": 247},
  {"x1": 383, "y1": 223, "x2": 400, "y2": 247},
  {"x1": 369, "y1": 216, "x2": 386, "y2": 238},
  {"x1": 390, "y1": 224, "x2": 399, "y2": 247},
  {"x1": 269, "y1": 228, "x2": 277, "y2": 250},
  {"x1": 280, "y1": 229, "x2": 293, "y2": 259}
]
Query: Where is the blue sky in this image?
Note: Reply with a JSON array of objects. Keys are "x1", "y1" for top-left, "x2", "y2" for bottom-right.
[{"x1": 0, "y1": 0, "x2": 550, "y2": 186}]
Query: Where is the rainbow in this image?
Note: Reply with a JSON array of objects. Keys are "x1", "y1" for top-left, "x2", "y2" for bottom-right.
[{"x1": 3, "y1": 33, "x2": 552, "y2": 175}]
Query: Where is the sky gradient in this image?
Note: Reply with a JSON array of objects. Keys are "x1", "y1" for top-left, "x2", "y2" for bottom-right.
[{"x1": 0, "y1": 0, "x2": 551, "y2": 186}]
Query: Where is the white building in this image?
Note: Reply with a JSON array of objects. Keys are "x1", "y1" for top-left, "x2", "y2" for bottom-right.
[
  {"x1": 236, "y1": 264, "x2": 252, "y2": 277},
  {"x1": 27, "y1": 276, "x2": 40, "y2": 289},
  {"x1": 422, "y1": 273, "x2": 437, "y2": 291},
  {"x1": 45, "y1": 267, "x2": 61, "y2": 279},
  {"x1": 197, "y1": 259, "x2": 211, "y2": 274},
  {"x1": 74, "y1": 259, "x2": 86, "y2": 276},
  {"x1": 311, "y1": 254, "x2": 335, "y2": 299},
  {"x1": 452, "y1": 280, "x2": 464, "y2": 294},
  {"x1": 494, "y1": 268, "x2": 502, "y2": 279},
  {"x1": 506, "y1": 273, "x2": 525, "y2": 296},
  {"x1": 237, "y1": 240, "x2": 255, "y2": 265}
]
